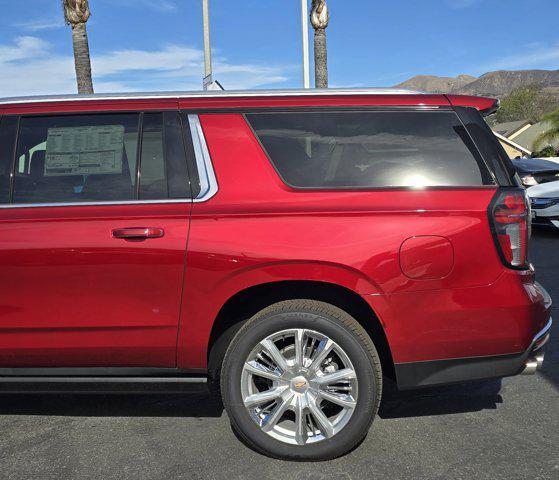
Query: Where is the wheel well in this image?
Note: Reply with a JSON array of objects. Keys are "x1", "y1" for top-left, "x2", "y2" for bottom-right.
[{"x1": 207, "y1": 280, "x2": 395, "y2": 382}]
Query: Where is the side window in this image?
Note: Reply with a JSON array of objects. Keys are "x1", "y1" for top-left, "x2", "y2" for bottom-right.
[
  {"x1": 139, "y1": 113, "x2": 166, "y2": 199},
  {"x1": 246, "y1": 111, "x2": 495, "y2": 188},
  {"x1": 139, "y1": 112, "x2": 190, "y2": 199},
  {"x1": 0, "y1": 116, "x2": 18, "y2": 204},
  {"x1": 13, "y1": 114, "x2": 140, "y2": 204}
]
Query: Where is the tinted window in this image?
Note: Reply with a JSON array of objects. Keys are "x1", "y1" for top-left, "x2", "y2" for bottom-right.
[
  {"x1": 139, "y1": 113, "x2": 166, "y2": 199},
  {"x1": 246, "y1": 111, "x2": 495, "y2": 188},
  {"x1": 139, "y1": 112, "x2": 190, "y2": 200},
  {"x1": 0, "y1": 116, "x2": 18, "y2": 203},
  {"x1": 164, "y1": 112, "x2": 190, "y2": 198},
  {"x1": 13, "y1": 114, "x2": 140, "y2": 204}
]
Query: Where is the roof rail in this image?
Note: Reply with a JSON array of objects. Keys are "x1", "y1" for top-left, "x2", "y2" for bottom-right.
[{"x1": 0, "y1": 87, "x2": 423, "y2": 105}]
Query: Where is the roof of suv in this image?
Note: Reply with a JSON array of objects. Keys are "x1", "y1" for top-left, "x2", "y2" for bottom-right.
[
  {"x1": 0, "y1": 88, "x2": 420, "y2": 105},
  {"x1": 0, "y1": 88, "x2": 498, "y2": 115}
]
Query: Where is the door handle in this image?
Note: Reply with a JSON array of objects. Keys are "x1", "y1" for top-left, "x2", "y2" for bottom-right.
[{"x1": 112, "y1": 227, "x2": 164, "y2": 239}]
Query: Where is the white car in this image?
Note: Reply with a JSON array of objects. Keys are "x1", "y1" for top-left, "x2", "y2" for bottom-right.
[{"x1": 527, "y1": 180, "x2": 559, "y2": 229}]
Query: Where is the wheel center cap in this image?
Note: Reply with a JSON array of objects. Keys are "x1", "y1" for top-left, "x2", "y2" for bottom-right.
[{"x1": 291, "y1": 375, "x2": 308, "y2": 393}]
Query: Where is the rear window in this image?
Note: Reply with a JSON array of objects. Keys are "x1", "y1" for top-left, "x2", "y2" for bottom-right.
[{"x1": 246, "y1": 111, "x2": 495, "y2": 189}]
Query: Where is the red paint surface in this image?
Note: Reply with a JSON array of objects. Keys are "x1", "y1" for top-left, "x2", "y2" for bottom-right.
[
  {"x1": 176, "y1": 113, "x2": 548, "y2": 368},
  {"x1": 0, "y1": 203, "x2": 190, "y2": 366},
  {"x1": 399, "y1": 236, "x2": 454, "y2": 280},
  {"x1": 0, "y1": 92, "x2": 548, "y2": 372}
]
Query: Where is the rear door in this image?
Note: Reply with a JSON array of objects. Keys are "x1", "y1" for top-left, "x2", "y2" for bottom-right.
[{"x1": 0, "y1": 110, "x2": 192, "y2": 367}]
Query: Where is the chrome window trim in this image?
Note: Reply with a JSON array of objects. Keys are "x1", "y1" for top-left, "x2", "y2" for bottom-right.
[
  {"x1": 0, "y1": 88, "x2": 421, "y2": 106},
  {"x1": 188, "y1": 114, "x2": 218, "y2": 203}
]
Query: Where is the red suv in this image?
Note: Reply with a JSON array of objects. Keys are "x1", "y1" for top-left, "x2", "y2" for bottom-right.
[{"x1": 0, "y1": 89, "x2": 552, "y2": 460}]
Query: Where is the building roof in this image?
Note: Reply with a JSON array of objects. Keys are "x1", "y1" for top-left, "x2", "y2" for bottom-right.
[
  {"x1": 493, "y1": 131, "x2": 532, "y2": 155},
  {"x1": 492, "y1": 119, "x2": 531, "y2": 137}
]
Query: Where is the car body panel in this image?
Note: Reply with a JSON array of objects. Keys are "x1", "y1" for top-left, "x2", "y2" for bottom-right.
[
  {"x1": 175, "y1": 113, "x2": 534, "y2": 369},
  {"x1": 0, "y1": 202, "x2": 190, "y2": 367},
  {"x1": 0, "y1": 90, "x2": 551, "y2": 389}
]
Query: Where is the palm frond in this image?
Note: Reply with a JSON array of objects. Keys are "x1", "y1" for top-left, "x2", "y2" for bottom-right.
[
  {"x1": 533, "y1": 128, "x2": 559, "y2": 151},
  {"x1": 62, "y1": 0, "x2": 91, "y2": 26},
  {"x1": 541, "y1": 109, "x2": 559, "y2": 126}
]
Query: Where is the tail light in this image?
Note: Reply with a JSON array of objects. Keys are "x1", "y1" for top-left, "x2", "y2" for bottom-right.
[{"x1": 489, "y1": 188, "x2": 530, "y2": 269}]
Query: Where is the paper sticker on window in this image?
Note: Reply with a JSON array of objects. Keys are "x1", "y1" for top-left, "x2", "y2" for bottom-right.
[{"x1": 44, "y1": 125, "x2": 125, "y2": 176}]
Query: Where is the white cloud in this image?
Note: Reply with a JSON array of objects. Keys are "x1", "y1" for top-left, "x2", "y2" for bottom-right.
[
  {"x1": 0, "y1": 36, "x2": 292, "y2": 97},
  {"x1": 93, "y1": 45, "x2": 203, "y2": 76},
  {"x1": 0, "y1": 36, "x2": 48, "y2": 63},
  {"x1": 16, "y1": 18, "x2": 64, "y2": 32},
  {"x1": 481, "y1": 42, "x2": 559, "y2": 71}
]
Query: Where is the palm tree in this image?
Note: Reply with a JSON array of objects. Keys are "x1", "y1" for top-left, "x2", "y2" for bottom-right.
[
  {"x1": 310, "y1": 0, "x2": 329, "y2": 88},
  {"x1": 533, "y1": 109, "x2": 559, "y2": 152},
  {"x1": 62, "y1": 0, "x2": 94, "y2": 94}
]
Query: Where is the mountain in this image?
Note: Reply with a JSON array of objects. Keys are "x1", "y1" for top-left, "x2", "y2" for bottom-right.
[
  {"x1": 396, "y1": 74, "x2": 476, "y2": 93},
  {"x1": 395, "y1": 69, "x2": 559, "y2": 98},
  {"x1": 457, "y1": 70, "x2": 559, "y2": 97}
]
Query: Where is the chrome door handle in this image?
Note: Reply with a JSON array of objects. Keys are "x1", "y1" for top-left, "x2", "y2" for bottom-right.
[{"x1": 112, "y1": 227, "x2": 164, "y2": 239}]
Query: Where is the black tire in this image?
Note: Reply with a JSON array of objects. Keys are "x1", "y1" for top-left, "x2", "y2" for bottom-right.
[{"x1": 220, "y1": 299, "x2": 382, "y2": 461}]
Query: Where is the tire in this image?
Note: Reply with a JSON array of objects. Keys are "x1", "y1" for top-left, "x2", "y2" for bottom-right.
[{"x1": 220, "y1": 299, "x2": 382, "y2": 461}]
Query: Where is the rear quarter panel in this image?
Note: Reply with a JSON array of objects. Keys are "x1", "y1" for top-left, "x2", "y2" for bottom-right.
[{"x1": 177, "y1": 114, "x2": 505, "y2": 368}]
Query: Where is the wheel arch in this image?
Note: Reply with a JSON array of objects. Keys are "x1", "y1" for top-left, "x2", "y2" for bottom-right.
[{"x1": 207, "y1": 280, "x2": 395, "y2": 385}]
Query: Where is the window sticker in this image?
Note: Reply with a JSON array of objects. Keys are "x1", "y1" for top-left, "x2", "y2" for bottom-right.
[{"x1": 44, "y1": 125, "x2": 125, "y2": 176}]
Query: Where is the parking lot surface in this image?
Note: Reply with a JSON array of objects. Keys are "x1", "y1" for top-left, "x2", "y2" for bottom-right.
[{"x1": 0, "y1": 230, "x2": 557, "y2": 480}]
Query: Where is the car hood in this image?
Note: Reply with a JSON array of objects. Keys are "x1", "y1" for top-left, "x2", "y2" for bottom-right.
[
  {"x1": 512, "y1": 158, "x2": 559, "y2": 174},
  {"x1": 527, "y1": 180, "x2": 559, "y2": 198}
]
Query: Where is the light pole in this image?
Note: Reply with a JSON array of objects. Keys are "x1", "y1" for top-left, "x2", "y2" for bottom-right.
[
  {"x1": 202, "y1": 0, "x2": 213, "y2": 90},
  {"x1": 301, "y1": 0, "x2": 310, "y2": 88}
]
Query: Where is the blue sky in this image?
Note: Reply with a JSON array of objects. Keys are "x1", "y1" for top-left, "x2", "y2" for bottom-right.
[{"x1": 0, "y1": 0, "x2": 558, "y2": 96}]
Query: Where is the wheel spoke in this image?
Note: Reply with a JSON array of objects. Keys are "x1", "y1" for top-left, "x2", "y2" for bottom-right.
[
  {"x1": 308, "y1": 399, "x2": 335, "y2": 438},
  {"x1": 261, "y1": 391, "x2": 294, "y2": 432},
  {"x1": 294, "y1": 329, "x2": 305, "y2": 368},
  {"x1": 260, "y1": 338, "x2": 289, "y2": 374},
  {"x1": 314, "y1": 367, "x2": 356, "y2": 386},
  {"x1": 294, "y1": 397, "x2": 307, "y2": 445},
  {"x1": 243, "y1": 385, "x2": 289, "y2": 408},
  {"x1": 243, "y1": 360, "x2": 281, "y2": 381},
  {"x1": 308, "y1": 338, "x2": 334, "y2": 372},
  {"x1": 318, "y1": 390, "x2": 357, "y2": 409}
]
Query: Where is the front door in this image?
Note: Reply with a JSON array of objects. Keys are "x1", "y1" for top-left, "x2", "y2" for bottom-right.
[{"x1": 0, "y1": 111, "x2": 192, "y2": 367}]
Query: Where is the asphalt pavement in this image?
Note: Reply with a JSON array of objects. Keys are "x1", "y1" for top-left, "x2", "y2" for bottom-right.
[{"x1": 0, "y1": 229, "x2": 557, "y2": 480}]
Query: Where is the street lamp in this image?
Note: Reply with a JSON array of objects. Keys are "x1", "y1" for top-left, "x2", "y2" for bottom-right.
[{"x1": 202, "y1": 0, "x2": 213, "y2": 90}]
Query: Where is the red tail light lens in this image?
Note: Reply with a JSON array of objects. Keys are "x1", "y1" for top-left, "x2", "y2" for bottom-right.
[{"x1": 489, "y1": 189, "x2": 530, "y2": 269}]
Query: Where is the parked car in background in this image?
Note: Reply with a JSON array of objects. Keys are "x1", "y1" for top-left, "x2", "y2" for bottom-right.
[
  {"x1": 526, "y1": 181, "x2": 559, "y2": 229},
  {"x1": 511, "y1": 157, "x2": 559, "y2": 188},
  {"x1": 0, "y1": 89, "x2": 552, "y2": 460}
]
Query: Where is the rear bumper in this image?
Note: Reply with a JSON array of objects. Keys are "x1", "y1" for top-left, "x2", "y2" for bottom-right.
[{"x1": 395, "y1": 317, "x2": 552, "y2": 389}]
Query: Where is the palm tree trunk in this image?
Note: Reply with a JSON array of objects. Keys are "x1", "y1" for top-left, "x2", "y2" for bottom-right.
[
  {"x1": 311, "y1": 0, "x2": 329, "y2": 89},
  {"x1": 71, "y1": 22, "x2": 94, "y2": 94},
  {"x1": 314, "y1": 28, "x2": 328, "y2": 88}
]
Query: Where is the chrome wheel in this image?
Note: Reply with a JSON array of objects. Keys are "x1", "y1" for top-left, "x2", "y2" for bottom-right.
[{"x1": 240, "y1": 328, "x2": 358, "y2": 446}]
